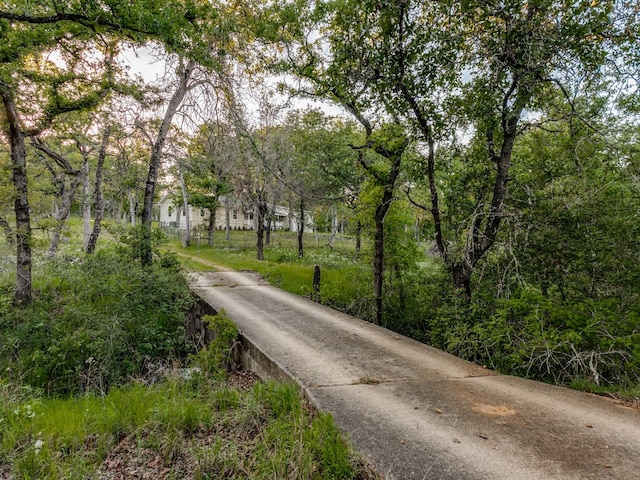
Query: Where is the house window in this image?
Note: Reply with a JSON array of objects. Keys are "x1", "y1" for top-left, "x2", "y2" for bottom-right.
[
  {"x1": 248, "y1": 213, "x2": 254, "y2": 220},
  {"x1": 233, "y1": 210, "x2": 238, "y2": 220}
]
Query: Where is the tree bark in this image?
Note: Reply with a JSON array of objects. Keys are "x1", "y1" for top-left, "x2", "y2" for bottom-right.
[
  {"x1": 207, "y1": 210, "x2": 215, "y2": 246},
  {"x1": 265, "y1": 216, "x2": 272, "y2": 246},
  {"x1": 82, "y1": 157, "x2": 91, "y2": 249},
  {"x1": 179, "y1": 167, "x2": 190, "y2": 247},
  {"x1": 372, "y1": 186, "x2": 395, "y2": 325},
  {"x1": 1, "y1": 85, "x2": 32, "y2": 304},
  {"x1": 128, "y1": 191, "x2": 136, "y2": 226},
  {"x1": 140, "y1": 58, "x2": 195, "y2": 265},
  {"x1": 86, "y1": 125, "x2": 110, "y2": 254},
  {"x1": 224, "y1": 198, "x2": 231, "y2": 241},
  {"x1": 255, "y1": 201, "x2": 268, "y2": 261},
  {"x1": 48, "y1": 172, "x2": 82, "y2": 255},
  {"x1": 297, "y1": 198, "x2": 305, "y2": 258}
]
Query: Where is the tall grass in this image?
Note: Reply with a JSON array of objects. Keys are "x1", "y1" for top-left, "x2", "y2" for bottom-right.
[{"x1": 0, "y1": 378, "x2": 368, "y2": 479}]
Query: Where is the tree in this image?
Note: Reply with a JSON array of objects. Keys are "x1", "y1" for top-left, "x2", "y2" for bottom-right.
[
  {"x1": 268, "y1": 0, "x2": 639, "y2": 298},
  {"x1": 223, "y1": 94, "x2": 291, "y2": 261},
  {"x1": 31, "y1": 137, "x2": 85, "y2": 255},
  {"x1": 86, "y1": 122, "x2": 112, "y2": 254},
  {"x1": 0, "y1": 0, "x2": 217, "y2": 303},
  {"x1": 139, "y1": 56, "x2": 197, "y2": 263},
  {"x1": 0, "y1": 34, "x2": 113, "y2": 302},
  {"x1": 254, "y1": 0, "x2": 415, "y2": 322},
  {"x1": 286, "y1": 109, "x2": 362, "y2": 258}
]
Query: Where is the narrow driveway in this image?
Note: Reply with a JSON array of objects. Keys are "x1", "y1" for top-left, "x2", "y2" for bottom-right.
[{"x1": 190, "y1": 271, "x2": 640, "y2": 480}]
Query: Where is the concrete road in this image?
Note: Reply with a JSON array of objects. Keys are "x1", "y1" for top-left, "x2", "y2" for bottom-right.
[{"x1": 190, "y1": 271, "x2": 640, "y2": 480}]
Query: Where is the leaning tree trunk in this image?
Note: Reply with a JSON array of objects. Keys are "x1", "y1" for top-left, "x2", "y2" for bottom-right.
[
  {"x1": 86, "y1": 125, "x2": 110, "y2": 254},
  {"x1": 140, "y1": 58, "x2": 195, "y2": 265},
  {"x1": 2, "y1": 88, "x2": 32, "y2": 304}
]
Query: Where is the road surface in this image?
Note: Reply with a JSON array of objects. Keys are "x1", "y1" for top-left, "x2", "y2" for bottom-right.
[{"x1": 190, "y1": 271, "x2": 640, "y2": 480}]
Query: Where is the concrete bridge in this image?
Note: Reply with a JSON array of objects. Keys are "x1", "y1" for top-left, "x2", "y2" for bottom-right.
[{"x1": 190, "y1": 271, "x2": 640, "y2": 480}]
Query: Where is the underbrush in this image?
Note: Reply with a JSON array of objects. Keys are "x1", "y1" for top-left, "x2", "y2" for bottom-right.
[
  {"x1": 0, "y1": 376, "x2": 367, "y2": 479},
  {"x1": 0, "y1": 249, "x2": 195, "y2": 395},
  {"x1": 410, "y1": 278, "x2": 640, "y2": 390}
]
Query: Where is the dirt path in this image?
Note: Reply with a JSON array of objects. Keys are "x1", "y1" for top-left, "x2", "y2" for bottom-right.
[
  {"x1": 192, "y1": 271, "x2": 640, "y2": 480},
  {"x1": 170, "y1": 250, "x2": 235, "y2": 272}
]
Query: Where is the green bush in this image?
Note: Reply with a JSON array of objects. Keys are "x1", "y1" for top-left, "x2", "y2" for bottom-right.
[
  {"x1": 0, "y1": 249, "x2": 196, "y2": 395},
  {"x1": 422, "y1": 282, "x2": 640, "y2": 386}
]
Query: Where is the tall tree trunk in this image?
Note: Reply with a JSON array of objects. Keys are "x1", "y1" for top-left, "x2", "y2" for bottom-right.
[
  {"x1": 372, "y1": 205, "x2": 387, "y2": 325},
  {"x1": 255, "y1": 201, "x2": 268, "y2": 261},
  {"x1": 355, "y1": 220, "x2": 362, "y2": 254},
  {"x1": 141, "y1": 58, "x2": 195, "y2": 265},
  {"x1": 265, "y1": 216, "x2": 272, "y2": 246},
  {"x1": 128, "y1": 192, "x2": 136, "y2": 226},
  {"x1": 1, "y1": 86, "x2": 32, "y2": 304},
  {"x1": 358, "y1": 143, "x2": 403, "y2": 326},
  {"x1": 179, "y1": 167, "x2": 190, "y2": 248},
  {"x1": 86, "y1": 125, "x2": 110, "y2": 254},
  {"x1": 0, "y1": 216, "x2": 14, "y2": 246},
  {"x1": 327, "y1": 204, "x2": 338, "y2": 248},
  {"x1": 225, "y1": 198, "x2": 231, "y2": 241},
  {"x1": 82, "y1": 158, "x2": 91, "y2": 249},
  {"x1": 48, "y1": 173, "x2": 82, "y2": 255},
  {"x1": 297, "y1": 198, "x2": 305, "y2": 258},
  {"x1": 207, "y1": 210, "x2": 215, "y2": 246}
]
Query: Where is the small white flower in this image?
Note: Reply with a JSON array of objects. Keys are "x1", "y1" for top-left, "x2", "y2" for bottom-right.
[{"x1": 34, "y1": 439, "x2": 44, "y2": 455}]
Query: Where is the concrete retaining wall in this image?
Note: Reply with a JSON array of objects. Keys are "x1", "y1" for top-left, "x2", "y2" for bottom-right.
[{"x1": 187, "y1": 293, "x2": 295, "y2": 384}]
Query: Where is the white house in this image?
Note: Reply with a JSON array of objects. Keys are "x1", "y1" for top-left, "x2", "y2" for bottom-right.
[{"x1": 157, "y1": 193, "x2": 312, "y2": 232}]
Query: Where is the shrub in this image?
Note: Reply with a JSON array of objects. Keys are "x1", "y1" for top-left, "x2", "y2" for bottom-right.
[
  {"x1": 0, "y1": 249, "x2": 196, "y2": 395},
  {"x1": 189, "y1": 311, "x2": 239, "y2": 381}
]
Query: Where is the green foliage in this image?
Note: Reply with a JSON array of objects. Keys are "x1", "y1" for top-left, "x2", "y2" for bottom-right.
[
  {"x1": 418, "y1": 279, "x2": 640, "y2": 386},
  {"x1": 190, "y1": 311, "x2": 239, "y2": 381},
  {"x1": 0, "y1": 249, "x2": 195, "y2": 395},
  {"x1": 106, "y1": 223, "x2": 175, "y2": 266}
]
